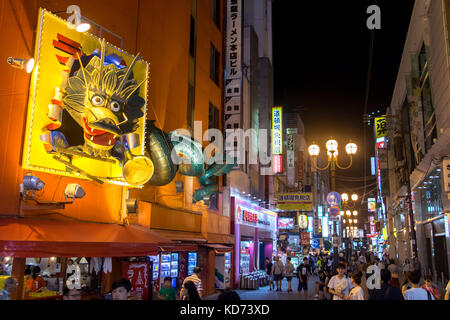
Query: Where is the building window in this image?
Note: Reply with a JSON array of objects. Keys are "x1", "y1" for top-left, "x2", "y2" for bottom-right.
[
  {"x1": 187, "y1": 84, "x2": 195, "y2": 131},
  {"x1": 211, "y1": 0, "x2": 221, "y2": 29},
  {"x1": 209, "y1": 176, "x2": 219, "y2": 210},
  {"x1": 210, "y1": 43, "x2": 220, "y2": 85},
  {"x1": 208, "y1": 102, "x2": 220, "y2": 129},
  {"x1": 189, "y1": 16, "x2": 197, "y2": 58},
  {"x1": 418, "y1": 44, "x2": 437, "y2": 153}
]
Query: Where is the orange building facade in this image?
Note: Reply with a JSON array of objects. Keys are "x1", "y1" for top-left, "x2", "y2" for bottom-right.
[{"x1": 0, "y1": 0, "x2": 233, "y2": 299}]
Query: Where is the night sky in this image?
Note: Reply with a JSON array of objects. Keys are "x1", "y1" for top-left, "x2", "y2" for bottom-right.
[{"x1": 272, "y1": 0, "x2": 415, "y2": 201}]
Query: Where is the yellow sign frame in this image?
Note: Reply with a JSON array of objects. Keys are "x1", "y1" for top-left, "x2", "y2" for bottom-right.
[{"x1": 22, "y1": 9, "x2": 149, "y2": 186}]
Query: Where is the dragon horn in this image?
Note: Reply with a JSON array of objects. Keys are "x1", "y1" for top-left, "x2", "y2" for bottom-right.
[
  {"x1": 117, "y1": 52, "x2": 141, "y2": 94},
  {"x1": 99, "y1": 38, "x2": 106, "y2": 92},
  {"x1": 76, "y1": 51, "x2": 89, "y2": 97},
  {"x1": 126, "y1": 78, "x2": 147, "y2": 99}
]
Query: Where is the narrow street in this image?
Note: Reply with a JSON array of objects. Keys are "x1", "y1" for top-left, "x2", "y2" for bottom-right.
[{"x1": 205, "y1": 274, "x2": 321, "y2": 300}]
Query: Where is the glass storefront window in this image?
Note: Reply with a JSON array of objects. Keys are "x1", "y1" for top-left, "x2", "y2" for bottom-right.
[{"x1": 419, "y1": 168, "x2": 443, "y2": 219}]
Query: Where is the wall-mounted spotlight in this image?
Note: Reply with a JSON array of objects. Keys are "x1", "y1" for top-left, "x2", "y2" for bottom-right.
[
  {"x1": 64, "y1": 183, "x2": 85, "y2": 202},
  {"x1": 126, "y1": 199, "x2": 138, "y2": 214},
  {"x1": 20, "y1": 173, "x2": 45, "y2": 198},
  {"x1": 66, "y1": 5, "x2": 91, "y2": 33},
  {"x1": 7, "y1": 57, "x2": 35, "y2": 73}
]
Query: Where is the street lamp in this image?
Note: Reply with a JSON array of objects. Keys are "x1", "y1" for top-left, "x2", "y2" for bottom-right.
[
  {"x1": 351, "y1": 194, "x2": 358, "y2": 201},
  {"x1": 341, "y1": 193, "x2": 349, "y2": 202},
  {"x1": 353, "y1": 210, "x2": 358, "y2": 216},
  {"x1": 308, "y1": 138, "x2": 357, "y2": 271}
]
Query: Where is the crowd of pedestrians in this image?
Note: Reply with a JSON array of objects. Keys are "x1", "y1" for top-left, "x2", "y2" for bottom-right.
[{"x1": 263, "y1": 250, "x2": 450, "y2": 300}]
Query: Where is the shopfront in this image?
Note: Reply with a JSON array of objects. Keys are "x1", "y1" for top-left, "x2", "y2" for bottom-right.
[
  {"x1": 230, "y1": 196, "x2": 277, "y2": 288},
  {"x1": 0, "y1": 218, "x2": 172, "y2": 300},
  {"x1": 413, "y1": 166, "x2": 450, "y2": 284}
]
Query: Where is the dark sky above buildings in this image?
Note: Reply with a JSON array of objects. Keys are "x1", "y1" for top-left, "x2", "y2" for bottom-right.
[{"x1": 272, "y1": 0, "x2": 415, "y2": 198}]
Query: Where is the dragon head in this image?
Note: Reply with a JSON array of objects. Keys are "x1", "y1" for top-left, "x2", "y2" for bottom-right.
[{"x1": 62, "y1": 40, "x2": 145, "y2": 153}]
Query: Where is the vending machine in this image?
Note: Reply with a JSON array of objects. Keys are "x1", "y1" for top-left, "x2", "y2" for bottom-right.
[
  {"x1": 214, "y1": 252, "x2": 231, "y2": 289},
  {"x1": 160, "y1": 253, "x2": 171, "y2": 285},
  {"x1": 149, "y1": 255, "x2": 159, "y2": 288},
  {"x1": 187, "y1": 252, "x2": 197, "y2": 276},
  {"x1": 170, "y1": 253, "x2": 179, "y2": 288}
]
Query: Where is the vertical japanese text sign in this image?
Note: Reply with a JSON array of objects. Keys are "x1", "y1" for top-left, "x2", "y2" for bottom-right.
[
  {"x1": 374, "y1": 116, "x2": 387, "y2": 139},
  {"x1": 272, "y1": 106, "x2": 283, "y2": 173},
  {"x1": 224, "y1": 0, "x2": 242, "y2": 153}
]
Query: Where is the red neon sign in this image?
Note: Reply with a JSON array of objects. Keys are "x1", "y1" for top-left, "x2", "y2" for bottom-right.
[{"x1": 273, "y1": 155, "x2": 282, "y2": 173}]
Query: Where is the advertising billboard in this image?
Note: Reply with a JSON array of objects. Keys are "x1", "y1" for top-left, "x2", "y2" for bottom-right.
[
  {"x1": 278, "y1": 217, "x2": 295, "y2": 229},
  {"x1": 368, "y1": 198, "x2": 376, "y2": 212},
  {"x1": 23, "y1": 9, "x2": 149, "y2": 186},
  {"x1": 276, "y1": 193, "x2": 312, "y2": 210}
]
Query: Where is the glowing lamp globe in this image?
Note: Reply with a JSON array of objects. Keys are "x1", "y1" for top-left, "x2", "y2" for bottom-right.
[
  {"x1": 340, "y1": 211, "x2": 344, "y2": 216},
  {"x1": 326, "y1": 139, "x2": 338, "y2": 152},
  {"x1": 353, "y1": 210, "x2": 358, "y2": 216},
  {"x1": 346, "y1": 210, "x2": 351, "y2": 216},
  {"x1": 341, "y1": 193, "x2": 349, "y2": 202},
  {"x1": 76, "y1": 22, "x2": 91, "y2": 32},
  {"x1": 351, "y1": 194, "x2": 358, "y2": 201},
  {"x1": 345, "y1": 142, "x2": 357, "y2": 155},
  {"x1": 308, "y1": 144, "x2": 320, "y2": 156},
  {"x1": 26, "y1": 59, "x2": 35, "y2": 73}
]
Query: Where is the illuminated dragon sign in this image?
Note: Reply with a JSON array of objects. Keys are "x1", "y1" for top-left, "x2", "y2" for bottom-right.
[{"x1": 23, "y1": 9, "x2": 234, "y2": 202}]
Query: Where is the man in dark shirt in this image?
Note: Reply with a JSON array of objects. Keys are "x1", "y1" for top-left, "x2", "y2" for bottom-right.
[
  {"x1": 297, "y1": 257, "x2": 311, "y2": 299},
  {"x1": 369, "y1": 269, "x2": 404, "y2": 300},
  {"x1": 265, "y1": 257, "x2": 274, "y2": 291}
]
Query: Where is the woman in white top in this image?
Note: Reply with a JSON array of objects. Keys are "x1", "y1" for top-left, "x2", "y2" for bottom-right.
[
  {"x1": 402, "y1": 258, "x2": 413, "y2": 273},
  {"x1": 328, "y1": 263, "x2": 353, "y2": 300},
  {"x1": 346, "y1": 271, "x2": 364, "y2": 300},
  {"x1": 284, "y1": 257, "x2": 295, "y2": 292}
]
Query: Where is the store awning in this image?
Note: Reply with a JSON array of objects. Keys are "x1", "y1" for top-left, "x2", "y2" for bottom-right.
[
  {"x1": 151, "y1": 229, "x2": 207, "y2": 243},
  {"x1": 159, "y1": 245, "x2": 199, "y2": 252},
  {"x1": 205, "y1": 232, "x2": 234, "y2": 245},
  {"x1": 0, "y1": 218, "x2": 173, "y2": 257},
  {"x1": 201, "y1": 244, "x2": 233, "y2": 254}
]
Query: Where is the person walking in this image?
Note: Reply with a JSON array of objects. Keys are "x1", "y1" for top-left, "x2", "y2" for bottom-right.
[
  {"x1": 346, "y1": 271, "x2": 364, "y2": 300},
  {"x1": 314, "y1": 270, "x2": 329, "y2": 300},
  {"x1": 403, "y1": 271, "x2": 435, "y2": 300},
  {"x1": 327, "y1": 263, "x2": 352, "y2": 300},
  {"x1": 284, "y1": 257, "x2": 295, "y2": 292},
  {"x1": 387, "y1": 259, "x2": 400, "y2": 288},
  {"x1": 422, "y1": 275, "x2": 441, "y2": 300},
  {"x1": 412, "y1": 256, "x2": 421, "y2": 273},
  {"x1": 402, "y1": 258, "x2": 413, "y2": 273},
  {"x1": 297, "y1": 257, "x2": 311, "y2": 299},
  {"x1": 271, "y1": 256, "x2": 284, "y2": 292},
  {"x1": 369, "y1": 269, "x2": 404, "y2": 300},
  {"x1": 182, "y1": 281, "x2": 201, "y2": 300},
  {"x1": 265, "y1": 257, "x2": 274, "y2": 291},
  {"x1": 181, "y1": 267, "x2": 203, "y2": 298},
  {"x1": 401, "y1": 271, "x2": 413, "y2": 296}
]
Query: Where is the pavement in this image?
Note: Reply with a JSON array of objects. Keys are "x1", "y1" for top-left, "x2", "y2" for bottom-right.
[{"x1": 204, "y1": 274, "x2": 324, "y2": 300}]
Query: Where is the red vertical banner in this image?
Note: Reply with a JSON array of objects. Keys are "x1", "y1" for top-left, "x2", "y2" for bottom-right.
[
  {"x1": 178, "y1": 252, "x2": 187, "y2": 289},
  {"x1": 297, "y1": 151, "x2": 303, "y2": 182},
  {"x1": 300, "y1": 232, "x2": 310, "y2": 246},
  {"x1": 122, "y1": 262, "x2": 150, "y2": 300}
]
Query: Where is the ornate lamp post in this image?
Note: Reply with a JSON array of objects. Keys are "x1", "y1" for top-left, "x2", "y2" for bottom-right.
[{"x1": 308, "y1": 139, "x2": 357, "y2": 268}]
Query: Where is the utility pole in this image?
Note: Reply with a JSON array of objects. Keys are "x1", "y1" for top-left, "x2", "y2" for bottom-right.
[{"x1": 330, "y1": 159, "x2": 338, "y2": 271}]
